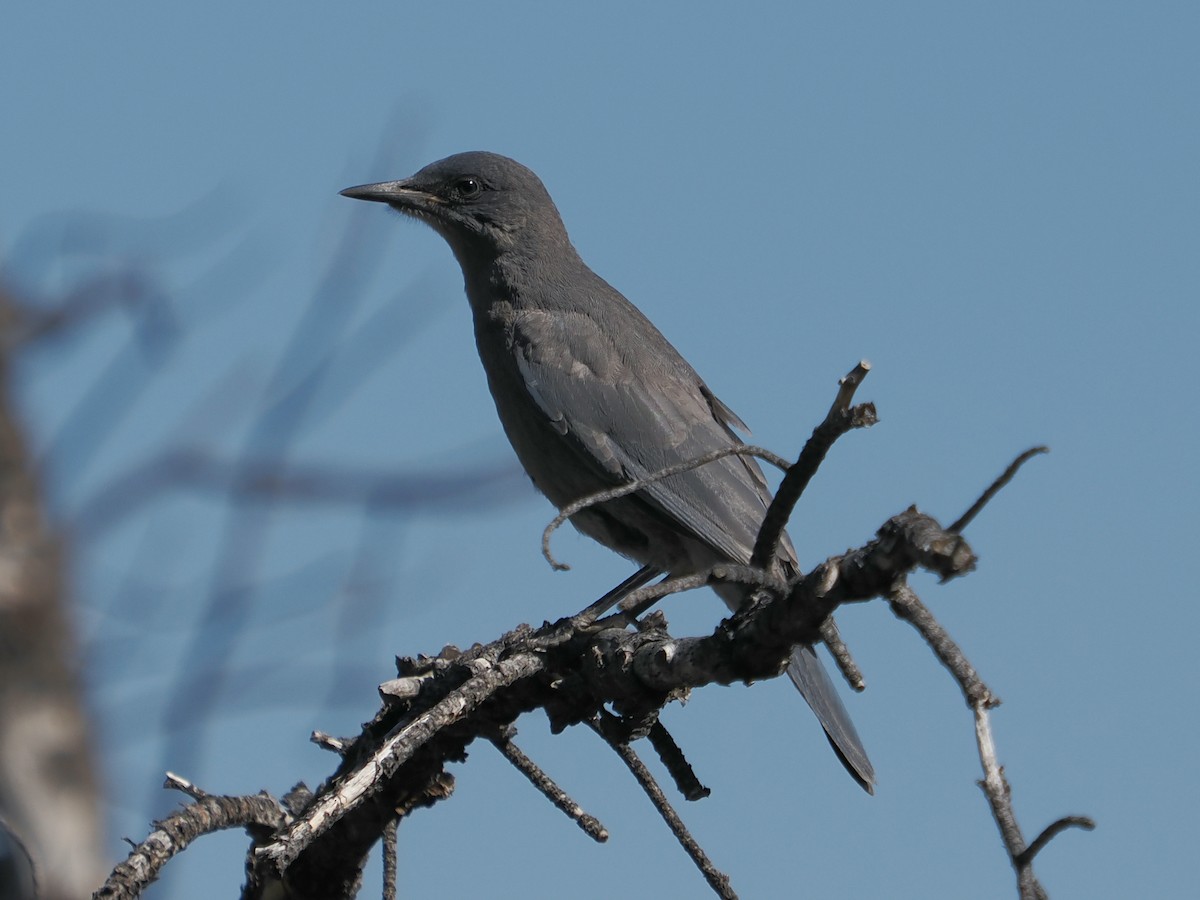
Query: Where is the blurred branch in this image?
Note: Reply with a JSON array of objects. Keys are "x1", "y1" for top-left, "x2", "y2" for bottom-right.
[
  {"x1": 5, "y1": 271, "x2": 177, "y2": 350},
  {"x1": 74, "y1": 448, "x2": 527, "y2": 537},
  {"x1": 152, "y1": 128, "x2": 437, "y2": 785},
  {"x1": 0, "y1": 289, "x2": 105, "y2": 900}
]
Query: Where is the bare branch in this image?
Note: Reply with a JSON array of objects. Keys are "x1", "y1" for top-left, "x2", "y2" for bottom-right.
[
  {"x1": 646, "y1": 722, "x2": 711, "y2": 802},
  {"x1": 490, "y1": 733, "x2": 609, "y2": 842},
  {"x1": 590, "y1": 713, "x2": 735, "y2": 900},
  {"x1": 75, "y1": 449, "x2": 526, "y2": 538},
  {"x1": 887, "y1": 582, "x2": 995, "y2": 709},
  {"x1": 888, "y1": 581, "x2": 1092, "y2": 898},
  {"x1": 163, "y1": 771, "x2": 210, "y2": 802},
  {"x1": 751, "y1": 360, "x2": 876, "y2": 570},
  {"x1": 381, "y1": 818, "x2": 398, "y2": 900},
  {"x1": 1016, "y1": 816, "x2": 1095, "y2": 868},
  {"x1": 820, "y1": 617, "x2": 866, "y2": 692},
  {"x1": 950, "y1": 446, "x2": 1049, "y2": 534}
]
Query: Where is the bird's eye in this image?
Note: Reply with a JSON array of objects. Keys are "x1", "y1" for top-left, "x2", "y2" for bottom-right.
[{"x1": 454, "y1": 176, "x2": 483, "y2": 198}]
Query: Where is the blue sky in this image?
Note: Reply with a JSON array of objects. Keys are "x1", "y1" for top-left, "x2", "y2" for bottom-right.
[{"x1": 3, "y1": 3, "x2": 1197, "y2": 898}]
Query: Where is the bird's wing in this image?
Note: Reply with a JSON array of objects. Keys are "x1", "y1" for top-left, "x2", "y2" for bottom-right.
[{"x1": 511, "y1": 306, "x2": 774, "y2": 566}]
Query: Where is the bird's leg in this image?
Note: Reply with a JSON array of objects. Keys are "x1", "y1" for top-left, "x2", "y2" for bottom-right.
[{"x1": 574, "y1": 564, "x2": 661, "y2": 626}]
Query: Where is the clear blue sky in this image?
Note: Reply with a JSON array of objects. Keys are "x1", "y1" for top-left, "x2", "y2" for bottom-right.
[{"x1": 3, "y1": 3, "x2": 1197, "y2": 898}]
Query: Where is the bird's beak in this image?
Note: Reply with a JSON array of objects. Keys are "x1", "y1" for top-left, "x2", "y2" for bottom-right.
[{"x1": 339, "y1": 180, "x2": 437, "y2": 206}]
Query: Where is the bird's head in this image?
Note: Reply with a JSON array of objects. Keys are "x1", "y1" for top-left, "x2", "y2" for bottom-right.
[{"x1": 341, "y1": 151, "x2": 571, "y2": 261}]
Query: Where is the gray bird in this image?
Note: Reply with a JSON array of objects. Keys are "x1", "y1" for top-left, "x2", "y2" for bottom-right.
[{"x1": 341, "y1": 151, "x2": 874, "y2": 791}]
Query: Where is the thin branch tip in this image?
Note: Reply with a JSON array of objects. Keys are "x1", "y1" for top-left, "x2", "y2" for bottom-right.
[
  {"x1": 951, "y1": 445, "x2": 1050, "y2": 533},
  {"x1": 491, "y1": 736, "x2": 609, "y2": 843},
  {"x1": 832, "y1": 360, "x2": 872, "y2": 413},
  {"x1": 1017, "y1": 815, "x2": 1096, "y2": 866}
]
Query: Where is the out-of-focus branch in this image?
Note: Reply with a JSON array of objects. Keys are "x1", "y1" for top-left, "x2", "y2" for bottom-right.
[
  {"x1": 74, "y1": 449, "x2": 528, "y2": 537},
  {"x1": 5, "y1": 272, "x2": 177, "y2": 350},
  {"x1": 0, "y1": 289, "x2": 105, "y2": 900}
]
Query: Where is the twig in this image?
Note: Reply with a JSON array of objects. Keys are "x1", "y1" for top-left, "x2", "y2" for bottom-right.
[
  {"x1": 164, "y1": 771, "x2": 210, "y2": 801},
  {"x1": 311, "y1": 732, "x2": 349, "y2": 755},
  {"x1": 381, "y1": 818, "x2": 398, "y2": 900},
  {"x1": 751, "y1": 360, "x2": 876, "y2": 570},
  {"x1": 950, "y1": 446, "x2": 1048, "y2": 534},
  {"x1": 1016, "y1": 816, "x2": 1095, "y2": 868},
  {"x1": 647, "y1": 721, "x2": 711, "y2": 801},
  {"x1": 973, "y1": 704, "x2": 1046, "y2": 900},
  {"x1": 820, "y1": 617, "x2": 866, "y2": 692},
  {"x1": 887, "y1": 582, "x2": 994, "y2": 709},
  {"x1": 616, "y1": 565, "x2": 785, "y2": 620},
  {"x1": 590, "y1": 714, "x2": 735, "y2": 899},
  {"x1": 888, "y1": 581, "x2": 1092, "y2": 898},
  {"x1": 490, "y1": 734, "x2": 609, "y2": 842}
]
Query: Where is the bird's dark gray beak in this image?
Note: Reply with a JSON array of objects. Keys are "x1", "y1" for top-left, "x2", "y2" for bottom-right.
[{"x1": 340, "y1": 180, "x2": 435, "y2": 205}]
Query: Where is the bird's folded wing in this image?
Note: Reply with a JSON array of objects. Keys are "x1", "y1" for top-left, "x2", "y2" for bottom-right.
[{"x1": 512, "y1": 307, "x2": 778, "y2": 567}]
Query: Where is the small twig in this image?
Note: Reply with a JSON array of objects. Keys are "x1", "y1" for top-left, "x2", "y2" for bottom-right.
[
  {"x1": 490, "y1": 735, "x2": 609, "y2": 842},
  {"x1": 752, "y1": 360, "x2": 876, "y2": 570},
  {"x1": 590, "y1": 714, "x2": 736, "y2": 899},
  {"x1": 381, "y1": 818, "x2": 398, "y2": 900},
  {"x1": 164, "y1": 771, "x2": 210, "y2": 801},
  {"x1": 887, "y1": 582, "x2": 994, "y2": 709},
  {"x1": 820, "y1": 618, "x2": 866, "y2": 692},
  {"x1": 973, "y1": 706, "x2": 1047, "y2": 900},
  {"x1": 541, "y1": 445, "x2": 792, "y2": 571},
  {"x1": 615, "y1": 565, "x2": 786, "y2": 621},
  {"x1": 950, "y1": 446, "x2": 1048, "y2": 534},
  {"x1": 647, "y1": 721, "x2": 711, "y2": 801},
  {"x1": 310, "y1": 731, "x2": 349, "y2": 755},
  {"x1": 1016, "y1": 816, "x2": 1095, "y2": 868}
]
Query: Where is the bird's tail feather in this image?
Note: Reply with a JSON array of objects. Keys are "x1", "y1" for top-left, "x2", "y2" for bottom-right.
[{"x1": 787, "y1": 645, "x2": 876, "y2": 793}]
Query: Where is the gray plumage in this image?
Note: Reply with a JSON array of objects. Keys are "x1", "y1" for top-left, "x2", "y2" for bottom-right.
[{"x1": 342, "y1": 151, "x2": 874, "y2": 791}]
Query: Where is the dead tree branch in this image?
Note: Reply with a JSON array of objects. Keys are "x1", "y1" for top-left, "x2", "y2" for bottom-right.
[
  {"x1": 93, "y1": 776, "x2": 289, "y2": 900},
  {"x1": 590, "y1": 712, "x2": 735, "y2": 900},
  {"x1": 91, "y1": 373, "x2": 1090, "y2": 900}
]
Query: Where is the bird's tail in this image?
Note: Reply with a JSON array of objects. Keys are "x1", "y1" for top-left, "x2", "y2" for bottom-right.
[{"x1": 787, "y1": 645, "x2": 875, "y2": 793}]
